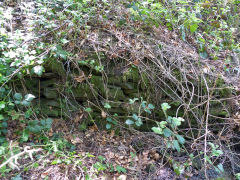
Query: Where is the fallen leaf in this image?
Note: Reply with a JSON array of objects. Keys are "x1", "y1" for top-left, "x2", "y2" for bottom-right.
[
  {"x1": 71, "y1": 137, "x2": 82, "y2": 144},
  {"x1": 117, "y1": 175, "x2": 127, "y2": 180},
  {"x1": 101, "y1": 111, "x2": 107, "y2": 119}
]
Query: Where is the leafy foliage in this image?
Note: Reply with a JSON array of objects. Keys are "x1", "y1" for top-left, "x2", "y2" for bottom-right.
[{"x1": 152, "y1": 102, "x2": 185, "y2": 152}]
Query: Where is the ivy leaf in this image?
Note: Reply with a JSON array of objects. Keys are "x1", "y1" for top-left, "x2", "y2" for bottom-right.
[
  {"x1": 172, "y1": 117, "x2": 184, "y2": 127},
  {"x1": 106, "y1": 117, "x2": 113, "y2": 122},
  {"x1": 104, "y1": 103, "x2": 111, "y2": 109},
  {"x1": 216, "y1": 163, "x2": 224, "y2": 173},
  {"x1": 85, "y1": 107, "x2": 92, "y2": 112},
  {"x1": 106, "y1": 123, "x2": 111, "y2": 129},
  {"x1": 148, "y1": 104, "x2": 155, "y2": 109},
  {"x1": 173, "y1": 140, "x2": 181, "y2": 152},
  {"x1": 129, "y1": 98, "x2": 138, "y2": 104},
  {"x1": 61, "y1": 39, "x2": 69, "y2": 44},
  {"x1": 21, "y1": 130, "x2": 29, "y2": 142},
  {"x1": 0, "y1": 101, "x2": 5, "y2": 109},
  {"x1": 135, "y1": 118, "x2": 143, "y2": 126},
  {"x1": 11, "y1": 174, "x2": 22, "y2": 180},
  {"x1": 159, "y1": 121, "x2": 167, "y2": 128},
  {"x1": 163, "y1": 128, "x2": 173, "y2": 137},
  {"x1": 14, "y1": 100, "x2": 21, "y2": 105},
  {"x1": 200, "y1": 51, "x2": 208, "y2": 59},
  {"x1": 0, "y1": 146, "x2": 5, "y2": 155},
  {"x1": 125, "y1": 119, "x2": 134, "y2": 125},
  {"x1": 21, "y1": 100, "x2": 30, "y2": 106},
  {"x1": 152, "y1": 127, "x2": 163, "y2": 135},
  {"x1": 33, "y1": 65, "x2": 44, "y2": 76},
  {"x1": 25, "y1": 94, "x2": 35, "y2": 102},
  {"x1": 2, "y1": 121, "x2": 7, "y2": 128},
  {"x1": 161, "y1": 103, "x2": 171, "y2": 112},
  {"x1": 14, "y1": 93, "x2": 23, "y2": 101},
  {"x1": 132, "y1": 114, "x2": 140, "y2": 121},
  {"x1": 176, "y1": 134, "x2": 185, "y2": 144}
]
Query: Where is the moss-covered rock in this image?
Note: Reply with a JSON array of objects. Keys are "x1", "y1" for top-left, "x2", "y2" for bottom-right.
[
  {"x1": 43, "y1": 87, "x2": 58, "y2": 99},
  {"x1": 45, "y1": 58, "x2": 66, "y2": 77},
  {"x1": 106, "y1": 85, "x2": 125, "y2": 100},
  {"x1": 70, "y1": 84, "x2": 95, "y2": 100}
]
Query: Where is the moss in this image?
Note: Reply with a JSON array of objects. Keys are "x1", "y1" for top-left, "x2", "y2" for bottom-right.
[
  {"x1": 40, "y1": 105, "x2": 61, "y2": 117},
  {"x1": 107, "y1": 85, "x2": 125, "y2": 100},
  {"x1": 70, "y1": 84, "x2": 95, "y2": 100},
  {"x1": 90, "y1": 75, "x2": 105, "y2": 93},
  {"x1": 43, "y1": 87, "x2": 58, "y2": 99},
  {"x1": 40, "y1": 79, "x2": 57, "y2": 88},
  {"x1": 45, "y1": 58, "x2": 66, "y2": 77}
]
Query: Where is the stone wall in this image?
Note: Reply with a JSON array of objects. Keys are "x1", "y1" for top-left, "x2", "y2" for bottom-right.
[{"x1": 15, "y1": 57, "x2": 232, "y2": 131}]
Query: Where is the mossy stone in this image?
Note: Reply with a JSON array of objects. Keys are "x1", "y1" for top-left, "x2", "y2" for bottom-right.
[
  {"x1": 106, "y1": 85, "x2": 125, "y2": 100},
  {"x1": 43, "y1": 87, "x2": 58, "y2": 99},
  {"x1": 71, "y1": 84, "x2": 95, "y2": 100}
]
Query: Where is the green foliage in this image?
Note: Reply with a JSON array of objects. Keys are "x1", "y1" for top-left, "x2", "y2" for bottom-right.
[
  {"x1": 199, "y1": 142, "x2": 224, "y2": 174},
  {"x1": 236, "y1": 173, "x2": 240, "y2": 180},
  {"x1": 125, "y1": 98, "x2": 155, "y2": 127},
  {"x1": 152, "y1": 102, "x2": 185, "y2": 152},
  {"x1": 128, "y1": 0, "x2": 240, "y2": 59},
  {"x1": 27, "y1": 118, "x2": 53, "y2": 134},
  {"x1": 116, "y1": 165, "x2": 127, "y2": 173}
]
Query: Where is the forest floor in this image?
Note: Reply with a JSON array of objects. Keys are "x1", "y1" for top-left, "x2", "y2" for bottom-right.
[{"x1": 3, "y1": 117, "x2": 233, "y2": 180}]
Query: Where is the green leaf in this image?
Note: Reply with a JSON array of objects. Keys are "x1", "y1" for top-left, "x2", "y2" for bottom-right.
[
  {"x1": 152, "y1": 127, "x2": 163, "y2": 135},
  {"x1": 85, "y1": 107, "x2": 92, "y2": 112},
  {"x1": 212, "y1": 149, "x2": 223, "y2": 157},
  {"x1": 135, "y1": 118, "x2": 143, "y2": 126},
  {"x1": 33, "y1": 65, "x2": 44, "y2": 76},
  {"x1": 106, "y1": 117, "x2": 113, "y2": 122},
  {"x1": 14, "y1": 100, "x2": 21, "y2": 105},
  {"x1": 21, "y1": 130, "x2": 29, "y2": 142},
  {"x1": 173, "y1": 140, "x2": 181, "y2": 152},
  {"x1": 116, "y1": 165, "x2": 127, "y2": 173},
  {"x1": 112, "y1": 120, "x2": 118, "y2": 125},
  {"x1": 0, "y1": 115, "x2": 4, "y2": 120},
  {"x1": 176, "y1": 134, "x2": 185, "y2": 144},
  {"x1": 106, "y1": 123, "x2": 111, "y2": 129},
  {"x1": 125, "y1": 119, "x2": 134, "y2": 125},
  {"x1": 129, "y1": 98, "x2": 138, "y2": 104},
  {"x1": 21, "y1": 100, "x2": 30, "y2": 106},
  {"x1": 0, "y1": 146, "x2": 5, "y2": 155},
  {"x1": 200, "y1": 51, "x2": 208, "y2": 59},
  {"x1": 0, "y1": 101, "x2": 5, "y2": 110},
  {"x1": 163, "y1": 128, "x2": 172, "y2": 137},
  {"x1": 161, "y1": 103, "x2": 171, "y2": 112},
  {"x1": 132, "y1": 114, "x2": 140, "y2": 121},
  {"x1": 24, "y1": 94, "x2": 35, "y2": 102},
  {"x1": 173, "y1": 162, "x2": 185, "y2": 176},
  {"x1": 14, "y1": 93, "x2": 22, "y2": 101},
  {"x1": 51, "y1": 159, "x2": 62, "y2": 165},
  {"x1": 172, "y1": 117, "x2": 184, "y2": 127},
  {"x1": 148, "y1": 104, "x2": 155, "y2": 109},
  {"x1": 159, "y1": 121, "x2": 167, "y2": 128},
  {"x1": 61, "y1": 39, "x2": 69, "y2": 44},
  {"x1": 216, "y1": 163, "x2": 224, "y2": 173},
  {"x1": 190, "y1": 23, "x2": 198, "y2": 33},
  {"x1": 144, "y1": 108, "x2": 151, "y2": 114},
  {"x1": 104, "y1": 103, "x2": 111, "y2": 109},
  {"x1": 46, "y1": 118, "x2": 53, "y2": 126},
  {"x1": 33, "y1": 162, "x2": 39, "y2": 168},
  {"x1": 2, "y1": 121, "x2": 7, "y2": 128},
  {"x1": 12, "y1": 174, "x2": 22, "y2": 180}
]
